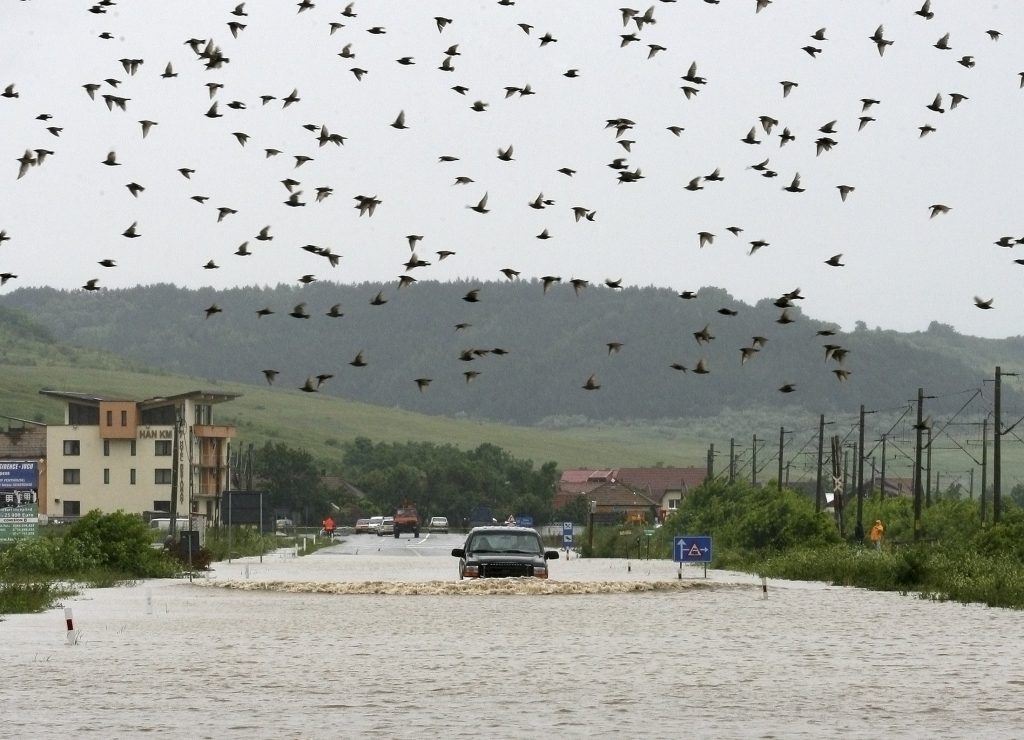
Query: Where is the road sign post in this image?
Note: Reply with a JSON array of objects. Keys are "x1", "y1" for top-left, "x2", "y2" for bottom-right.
[
  {"x1": 561, "y1": 521, "x2": 574, "y2": 551},
  {"x1": 673, "y1": 535, "x2": 712, "y2": 579}
]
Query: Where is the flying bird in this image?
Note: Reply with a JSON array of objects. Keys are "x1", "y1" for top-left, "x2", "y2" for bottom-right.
[
  {"x1": 469, "y1": 192, "x2": 490, "y2": 213},
  {"x1": 582, "y1": 374, "x2": 600, "y2": 391}
]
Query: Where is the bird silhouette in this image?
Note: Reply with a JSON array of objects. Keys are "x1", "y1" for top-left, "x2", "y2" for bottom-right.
[
  {"x1": 469, "y1": 193, "x2": 490, "y2": 213},
  {"x1": 262, "y1": 369, "x2": 279, "y2": 385},
  {"x1": 582, "y1": 374, "x2": 600, "y2": 390}
]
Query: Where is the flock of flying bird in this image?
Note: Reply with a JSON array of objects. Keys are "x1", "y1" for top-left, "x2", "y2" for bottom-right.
[{"x1": 2, "y1": 0, "x2": 1023, "y2": 404}]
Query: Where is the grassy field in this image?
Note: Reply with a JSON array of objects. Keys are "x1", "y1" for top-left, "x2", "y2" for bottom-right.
[
  {"x1": 4, "y1": 360, "x2": 1024, "y2": 483},
  {"x1": 1, "y1": 362, "x2": 711, "y2": 469}
]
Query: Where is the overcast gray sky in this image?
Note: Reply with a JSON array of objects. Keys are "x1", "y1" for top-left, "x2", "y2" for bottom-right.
[{"x1": 2, "y1": 0, "x2": 1023, "y2": 338}]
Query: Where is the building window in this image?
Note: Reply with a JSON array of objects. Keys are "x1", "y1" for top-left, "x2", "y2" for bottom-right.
[
  {"x1": 106, "y1": 410, "x2": 113, "y2": 426},
  {"x1": 63, "y1": 469, "x2": 81, "y2": 485},
  {"x1": 668, "y1": 498, "x2": 680, "y2": 510},
  {"x1": 63, "y1": 500, "x2": 81, "y2": 517},
  {"x1": 155, "y1": 440, "x2": 172, "y2": 456},
  {"x1": 155, "y1": 469, "x2": 173, "y2": 485},
  {"x1": 63, "y1": 440, "x2": 81, "y2": 456},
  {"x1": 130, "y1": 468, "x2": 136, "y2": 485},
  {"x1": 103, "y1": 468, "x2": 110, "y2": 485},
  {"x1": 195, "y1": 404, "x2": 211, "y2": 425},
  {"x1": 103, "y1": 439, "x2": 110, "y2": 456},
  {"x1": 121, "y1": 409, "x2": 128, "y2": 426},
  {"x1": 153, "y1": 500, "x2": 171, "y2": 513},
  {"x1": 130, "y1": 440, "x2": 136, "y2": 456}
]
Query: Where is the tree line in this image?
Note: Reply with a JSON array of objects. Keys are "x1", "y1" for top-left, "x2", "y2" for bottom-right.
[{"x1": 4, "y1": 282, "x2": 1022, "y2": 425}]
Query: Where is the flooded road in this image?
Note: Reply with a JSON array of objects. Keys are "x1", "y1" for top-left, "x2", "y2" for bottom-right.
[{"x1": 3, "y1": 533, "x2": 1022, "y2": 739}]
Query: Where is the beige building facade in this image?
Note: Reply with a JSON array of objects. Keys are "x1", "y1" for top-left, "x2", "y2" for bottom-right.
[{"x1": 41, "y1": 390, "x2": 238, "y2": 524}]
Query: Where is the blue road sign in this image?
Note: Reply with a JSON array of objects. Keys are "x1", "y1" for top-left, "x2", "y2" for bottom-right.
[
  {"x1": 562, "y1": 521, "x2": 574, "y2": 548},
  {"x1": 673, "y1": 535, "x2": 712, "y2": 563}
]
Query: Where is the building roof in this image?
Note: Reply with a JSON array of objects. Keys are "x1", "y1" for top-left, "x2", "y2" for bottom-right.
[
  {"x1": 39, "y1": 389, "x2": 241, "y2": 406},
  {"x1": 560, "y1": 468, "x2": 615, "y2": 484},
  {"x1": 587, "y1": 481, "x2": 660, "y2": 508},
  {"x1": 614, "y1": 467, "x2": 707, "y2": 497}
]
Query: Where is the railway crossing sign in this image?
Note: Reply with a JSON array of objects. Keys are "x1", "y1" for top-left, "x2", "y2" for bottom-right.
[
  {"x1": 562, "y1": 521, "x2": 574, "y2": 549},
  {"x1": 673, "y1": 535, "x2": 712, "y2": 563}
]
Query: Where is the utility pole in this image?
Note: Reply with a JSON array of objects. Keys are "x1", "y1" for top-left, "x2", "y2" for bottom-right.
[
  {"x1": 777, "y1": 426, "x2": 785, "y2": 492},
  {"x1": 855, "y1": 405, "x2": 866, "y2": 541},
  {"x1": 729, "y1": 438, "x2": 736, "y2": 483},
  {"x1": 992, "y1": 367, "x2": 1017, "y2": 522},
  {"x1": 879, "y1": 434, "x2": 887, "y2": 503},
  {"x1": 981, "y1": 416, "x2": 988, "y2": 524},
  {"x1": 706, "y1": 443, "x2": 715, "y2": 482},
  {"x1": 925, "y1": 427, "x2": 933, "y2": 508},
  {"x1": 913, "y1": 387, "x2": 924, "y2": 541},
  {"x1": 969, "y1": 467, "x2": 974, "y2": 500},
  {"x1": 751, "y1": 434, "x2": 758, "y2": 487},
  {"x1": 815, "y1": 415, "x2": 825, "y2": 512}
]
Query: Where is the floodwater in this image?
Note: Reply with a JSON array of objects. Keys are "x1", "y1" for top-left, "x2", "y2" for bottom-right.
[{"x1": 2, "y1": 535, "x2": 1022, "y2": 739}]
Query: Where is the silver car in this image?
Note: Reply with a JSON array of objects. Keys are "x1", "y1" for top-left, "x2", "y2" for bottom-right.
[{"x1": 377, "y1": 516, "x2": 395, "y2": 536}]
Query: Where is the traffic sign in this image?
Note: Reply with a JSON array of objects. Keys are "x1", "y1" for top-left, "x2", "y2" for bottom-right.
[
  {"x1": 673, "y1": 535, "x2": 712, "y2": 563},
  {"x1": 562, "y1": 521, "x2": 573, "y2": 548}
]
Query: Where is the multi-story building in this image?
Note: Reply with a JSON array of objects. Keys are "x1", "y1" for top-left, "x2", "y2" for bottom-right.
[{"x1": 41, "y1": 389, "x2": 238, "y2": 525}]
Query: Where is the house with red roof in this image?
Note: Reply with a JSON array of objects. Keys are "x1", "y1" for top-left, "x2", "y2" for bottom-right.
[{"x1": 555, "y1": 466, "x2": 708, "y2": 521}]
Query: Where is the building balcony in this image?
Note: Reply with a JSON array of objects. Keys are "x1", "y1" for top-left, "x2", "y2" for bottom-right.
[{"x1": 192, "y1": 424, "x2": 236, "y2": 439}]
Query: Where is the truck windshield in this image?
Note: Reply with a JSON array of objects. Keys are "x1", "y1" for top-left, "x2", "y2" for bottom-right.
[{"x1": 470, "y1": 533, "x2": 542, "y2": 555}]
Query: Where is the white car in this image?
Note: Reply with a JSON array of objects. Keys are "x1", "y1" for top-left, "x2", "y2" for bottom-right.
[
  {"x1": 366, "y1": 515, "x2": 384, "y2": 533},
  {"x1": 377, "y1": 517, "x2": 395, "y2": 536},
  {"x1": 429, "y1": 516, "x2": 449, "y2": 533}
]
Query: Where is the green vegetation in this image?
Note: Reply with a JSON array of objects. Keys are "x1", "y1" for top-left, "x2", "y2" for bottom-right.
[
  {"x1": 340, "y1": 438, "x2": 558, "y2": 526},
  {"x1": 0, "y1": 511, "x2": 180, "y2": 615},
  {"x1": 202, "y1": 526, "x2": 280, "y2": 561},
  {"x1": 635, "y1": 480, "x2": 1024, "y2": 610}
]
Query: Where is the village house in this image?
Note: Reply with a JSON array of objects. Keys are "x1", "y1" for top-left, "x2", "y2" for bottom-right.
[{"x1": 556, "y1": 466, "x2": 708, "y2": 522}]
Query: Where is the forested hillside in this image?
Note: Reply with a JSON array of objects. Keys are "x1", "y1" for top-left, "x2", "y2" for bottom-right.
[{"x1": 3, "y1": 282, "x2": 1023, "y2": 424}]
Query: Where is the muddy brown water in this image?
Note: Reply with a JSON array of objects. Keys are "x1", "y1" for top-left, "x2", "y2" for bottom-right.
[{"x1": 3, "y1": 544, "x2": 1022, "y2": 739}]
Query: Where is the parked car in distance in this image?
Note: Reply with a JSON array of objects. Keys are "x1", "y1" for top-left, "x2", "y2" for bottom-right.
[
  {"x1": 366, "y1": 515, "x2": 384, "y2": 534},
  {"x1": 354, "y1": 518, "x2": 373, "y2": 534},
  {"x1": 428, "y1": 516, "x2": 449, "y2": 533},
  {"x1": 451, "y1": 526, "x2": 559, "y2": 580},
  {"x1": 377, "y1": 516, "x2": 395, "y2": 536},
  {"x1": 275, "y1": 518, "x2": 294, "y2": 530}
]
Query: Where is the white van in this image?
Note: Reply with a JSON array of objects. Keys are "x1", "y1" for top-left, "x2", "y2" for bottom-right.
[{"x1": 149, "y1": 518, "x2": 190, "y2": 531}]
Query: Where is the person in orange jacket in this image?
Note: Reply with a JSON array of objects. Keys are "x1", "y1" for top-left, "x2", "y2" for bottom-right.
[
  {"x1": 323, "y1": 515, "x2": 335, "y2": 537},
  {"x1": 869, "y1": 519, "x2": 884, "y2": 550}
]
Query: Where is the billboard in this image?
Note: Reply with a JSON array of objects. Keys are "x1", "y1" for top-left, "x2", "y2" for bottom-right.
[
  {"x1": 0, "y1": 503, "x2": 39, "y2": 544},
  {"x1": 0, "y1": 460, "x2": 38, "y2": 491},
  {"x1": 0, "y1": 461, "x2": 41, "y2": 542}
]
